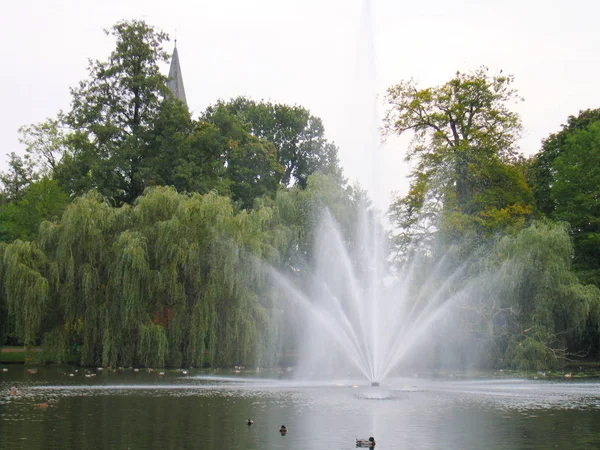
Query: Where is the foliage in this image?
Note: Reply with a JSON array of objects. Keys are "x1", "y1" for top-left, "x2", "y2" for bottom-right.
[
  {"x1": 0, "y1": 177, "x2": 70, "y2": 242},
  {"x1": 56, "y1": 20, "x2": 177, "y2": 204},
  {"x1": 273, "y1": 174, "x2": 369, "y2": 267},
  {"x1": 2, "y1": 240, "x2": 51, "y2": 347},
  {"x1": 465, "y1": 221, "x2": 600, "y2": 368},
  {"x1": 145, "y1": 103, "x2": 227, "y2": 196},
  {"x1": 203, "y1": 106, "x2": 283, "y2": 209},
  {"x1": 384, "y1": 66, "x2": 522, "y2": 208},
  {"x1": 0, "y1": 153, "x2": 38, "y2": 202},
  {"x1": 18, "y1": 118, "x2": 66, "y2": 175},
  {"x1": 384, "y1": 67, "x2": 531, "y2": 257},
  {"x1": 529, "y1": 110, "x2": 600, "y2": 286},
  {"x1": 0, "y1": 187, "x2": 298, "y2": 367},
  {"x1": 528, "y1": 109, "x2": 600, "y2": 217},
  {"x1": 204, "y1": 97, "x2": 344, "y2": 188}
]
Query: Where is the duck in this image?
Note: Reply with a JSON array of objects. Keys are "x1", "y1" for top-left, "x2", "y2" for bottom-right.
[
  {"x1": 10, "y1": 387, "x2": 17, "y2": 396},
  {"x1": 356, "y1": 437, "x2": 376, "y2": 447},
  {"x1": 35, "y1": 402, "x2": 49, "y2": 409},
  {"x1": 246, "y1": 419, "x2": 254, "y2": 425},
  {"x1": 279, "y1": 425, "x2": 288, "y2": 433}
]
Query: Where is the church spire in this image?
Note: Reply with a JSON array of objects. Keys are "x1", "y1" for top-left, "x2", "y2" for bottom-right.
[{"x1": 167, "y1": 42, "x2": 187, "y2": 106}]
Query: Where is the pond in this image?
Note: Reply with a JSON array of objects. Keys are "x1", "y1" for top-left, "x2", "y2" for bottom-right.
[{"x1": 2, "y1": 366, "x2": 600, "y2": 449}]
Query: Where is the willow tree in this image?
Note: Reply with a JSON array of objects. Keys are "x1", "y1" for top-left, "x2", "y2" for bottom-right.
[
  {"x1": 465, "y1": 221, "x2": 600, "y2": 369},
  {"x1": 384, "y1": 67, "x2": 530, "y2": 255},
  {"x1": 2, "y1": 177, "x2": 363, "y2": 367},
  {"x1": 2, "y1": 240, "x2": 53, "y2": 348},
  {"x1": 38, "y1": 191, "x2": 123, "y2": 365},
  {"x1": 169, "y1": 190, "x2": 289, "y2": 367},
  {"x1": 29, "y1": 186, "x2": 293, "y2": 368}
]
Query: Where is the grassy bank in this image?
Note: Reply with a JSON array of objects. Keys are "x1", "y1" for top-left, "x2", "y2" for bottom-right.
[{"x1": 0, "y1": 347, "x2": 41, "y2": 364}]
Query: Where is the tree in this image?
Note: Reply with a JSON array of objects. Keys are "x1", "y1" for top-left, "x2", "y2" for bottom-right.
[
  {"x1": 18, "y1": 118, "x2": 66, "y2": 175},
  {"x1": 1, "y1": 240, "x2": 51, "y2": 348},
  {"x1": 469, "y1": 221, "x2": 600, "y2": 368},
  {"x1": 0, "y1": 152, "x2": 37, "y2": 202},
  {"x1": 383, "y1": 67, "x2": 530, "y2": 254},
  {"x1": 0, "y1": 187, "x2": 296, "y2": 367},
  {"x1": 529, "y1": 110, "x2": 600, "y2": 285},
  {"x1": 204, "y1": 97, "x2": 344, "y2": 188},
  {"x1": 0, "y1": 177, "x2": 69, "y2": 242},
  {"x1": 61, "y1": 20, "x2": 180, "y2": 204},
  {"x1": 141, "y1": 99, "x2": 228, "y2": 196},
  {"x1": 18, "y1": 20, "x2": 239, "y2": 206},
  {"x1": 202, "y1": 104, "x2": 284, "y2": 209},
  {"x1": 529, "y1": 109, "x2": 600, "y2": 217}
]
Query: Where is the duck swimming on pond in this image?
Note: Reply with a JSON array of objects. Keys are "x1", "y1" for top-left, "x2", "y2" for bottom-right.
[
  {"x1": 356, "y1": 437, "x2": 376, "y2": 447},
  {"x1": 246, "y1": 419, "x2": 254, "y2": 425},
  {"x1": 279, "y1": 425, "x2": 288, "y2": 434}
]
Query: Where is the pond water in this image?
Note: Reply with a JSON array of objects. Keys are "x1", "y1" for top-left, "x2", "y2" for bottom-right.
[{"x1": 2, "y1": 366, "x2": 600, "y2": 449}]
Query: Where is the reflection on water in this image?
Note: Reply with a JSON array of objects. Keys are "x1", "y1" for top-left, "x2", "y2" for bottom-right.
[{"x1": 2, "y1": 366, "x2": 600, "y2": 449}]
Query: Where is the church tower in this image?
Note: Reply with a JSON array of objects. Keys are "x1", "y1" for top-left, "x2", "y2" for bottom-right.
[{"x1": 167, "y1": 42, "x2": 187, "y2": 106}]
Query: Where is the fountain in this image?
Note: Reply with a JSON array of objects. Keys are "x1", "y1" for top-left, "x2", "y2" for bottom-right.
[
  {"x1": 269, "y1": 205, "x2": 471, "y2": 386},
  {"x1": 265, "y1": 0, "x2": 473, "y2": 387}
]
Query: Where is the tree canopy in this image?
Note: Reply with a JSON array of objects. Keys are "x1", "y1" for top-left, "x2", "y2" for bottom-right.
[
  {"x1": 384, "y1": 67, "x2": 532, "y2": 255},
  {"x1": 529, "y1": 109, "x2": 600, "y2": 286},
  {"x1": 203, "y1": 97, "x2": 344, "y2": 189},
  {"x1": 62, "y1": 20, "x2": 177, "y2": 204}
]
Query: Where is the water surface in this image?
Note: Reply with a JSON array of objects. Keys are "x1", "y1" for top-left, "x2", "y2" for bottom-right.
[{"x1": 2, "y1": 366, "x2": 600, "y2": 449}]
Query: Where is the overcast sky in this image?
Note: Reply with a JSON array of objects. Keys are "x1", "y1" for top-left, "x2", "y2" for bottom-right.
[{"x1": 2, "y1": 0, "x2": 599, "y2": 210}]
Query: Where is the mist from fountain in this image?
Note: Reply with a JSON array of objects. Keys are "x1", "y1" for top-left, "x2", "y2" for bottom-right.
[
  {"x1": 269, "y1": 205, "x2": 475, "y2": 386},
  {"x1": 265, "y1": 1, "x2": 476, "y2": 386}
]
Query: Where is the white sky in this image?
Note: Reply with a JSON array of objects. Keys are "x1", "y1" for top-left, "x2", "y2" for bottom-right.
[{"x1": 2, "y1": 0, "x2": 599, "y2": 211}]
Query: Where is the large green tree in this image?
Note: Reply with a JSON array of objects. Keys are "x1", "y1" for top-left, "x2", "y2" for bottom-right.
[
  {"x1": 144, "y1": 101, "x2": 227, "y2": 196},
  {"x1": 60, "y1": 20, "x2": 184, "y2": 204},
  {"x1": 529, "y1": 110, "x2": 600, "y2": 285},
  {"x1": 384, "y1": 67, "x2": 531, "y2": 254},
  {"x1": 529, "y1": 109, "x2": 600, "y2": 216},
  {"x1": 202, "y1": 105, "x2": 284, "y2": 209},
  {"x1": 204, "y1": 97, "x2": 343, "y2": 188}
]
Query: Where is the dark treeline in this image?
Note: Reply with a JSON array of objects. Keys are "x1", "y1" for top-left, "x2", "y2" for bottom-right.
[{"x1": 1, "y1": 20, "x2": 600, "y2": 370}]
